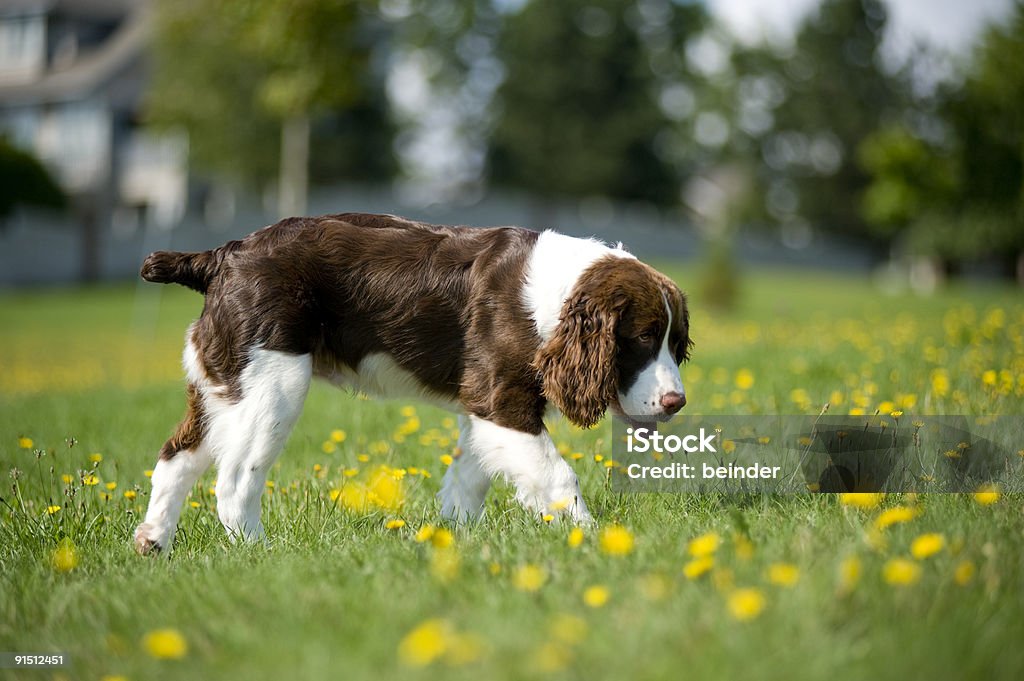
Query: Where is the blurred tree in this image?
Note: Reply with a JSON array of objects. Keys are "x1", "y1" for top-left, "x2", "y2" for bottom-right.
[
  {"x1": 147, "y1": 0, "x2": 394, "y2": 217},
  {"x1": 0, "y1": 137, "x2": 65, "y2": 224},
  {"x1": 489, "y1": 0, "x2": 707, "y2": 217},
  {"x1": 731, "y1": 0, "x2": 905, "y2": 249},
  {"x1": 858, "y1": 1, "x2": 1024, "y2": 276}
]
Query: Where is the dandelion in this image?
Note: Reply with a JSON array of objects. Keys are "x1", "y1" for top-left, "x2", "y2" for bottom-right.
[
  {"x1": 953, "y1": 560, "x2": 976, "y2": 586},
  {"x1": 189, "y1": 501, "x2": 200, "y2": 508},
  {"x1": 883, "y1": 558, "x2": 921, "y2": 586},
  {"x1": 61, "y1": 474, "x2": 74, "y2": 484},
  {"x1": 599, "y1": 525, "x2": 635, "y2": 556},
  {"x1": 839, "y1": 493, "x2": 883, "y2": 509},
  {"x1": 973, "y1": 485, "x2": 1000, "y2": 506},
  {"x1": 386, "y1": 519, "x2": 406, "y2": 530},
  {"x1": 875, "y1": 505, "x2": 920, "y2": 530},
  {"x1": 142, "y1": 628, "x2": 188, "y2": 660},
  {"x1": 51, "y1": 539, "x2": 78, "y2": 572},
  {"x1": 727, "y1": 588, "x2": 766, "y2": 622},
  {"x1": 890, "y1": 410, "x2": 903, "y2": 419},
  {"x1": 735, "y1": 369, "x2": 755, "y2": 390},
  {"x1": 439, "y1": 454, "x2": 453, "y2": 466},
  {"x1": 430, "y1": 550, "x2": 461, "y2": 583},
  {"x1": 399, "y1": 619, "x2": 449, "y2": 667},
  {"x1": 46, "y1": 505, "x2": 61, "y2": 515},
  {"x1": 18, "y1": 436, "x2": 33, "y2": 449},
  {"x1": 124, "y1": 490, "x2": 137, "y2": 500},
  {"x1": 431, "y1": 528, "x2": 454, "y2": 549},
  {"x1": 321, "y1": 441, "x2": 337, "y2": 454},
  {"x1": 838, "y1": 555, "x2": 862, "y2": 594},
  {"x1": 331, "y1": 429, "x2": 347, "y2": 443},
  {"x1": 683, "y1": 556, "x2": 714, "y2": 580},
  {"x1": 144, "y1": 469, "x2": 153, "y2": 478},
  {"x1": 767, "y1": 563, "x2": 800, "y2": 587},
  {"x1": 416, "y1": 525, "x2": 436, "y2": 543},
  {"x1": 105, "y1": 481, "x2": 117, "y2": 490},
  {"x1": 910, "y1": 533, "x2": 945, "y2": 560},
  {"x1": 549, "y1": 613, "x2": 588, "y2": 645},
  {"x1": 512, "y1": 564, "x2": 547, "y2": 592},
  {"x1": 90, "y1": 453, "x2": 103, "y2": 463},
  {"x1": 981, "y1": 370, "x2": 997, "y2": 386},
  {"x1": 82, "y1": 474, "x2": 99, "y2": 486},
  {"x1": 567, "y1": 527, "x2": 584, "y2": 548},
  {"x1": 488, "y1": 562, "x2": 501, "y2": 576},
  {"x1": 582, "y1": 585, "x2": 610, "y2": 608},
  {"x1": 687, "y1": 531, "x2": 720, "y2": 558}
]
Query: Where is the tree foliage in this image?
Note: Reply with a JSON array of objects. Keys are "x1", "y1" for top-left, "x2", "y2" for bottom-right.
[{"x1": 0, "y1": 137, "x2": 65, "y2": 221}]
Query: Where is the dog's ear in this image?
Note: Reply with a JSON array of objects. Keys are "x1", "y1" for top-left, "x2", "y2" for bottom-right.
[{"x1": 534, "y1": 293, "x2": 620, "y2": 428}]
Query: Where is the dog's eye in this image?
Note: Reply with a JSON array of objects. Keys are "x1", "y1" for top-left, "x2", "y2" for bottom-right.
[{"x1": 636, "y1": 332, "x2": 654, "y2": 343}]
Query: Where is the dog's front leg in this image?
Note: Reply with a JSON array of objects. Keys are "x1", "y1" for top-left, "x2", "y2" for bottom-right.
[{"x1": 466, "y1": 415, "x2": 592, "y2": 524}]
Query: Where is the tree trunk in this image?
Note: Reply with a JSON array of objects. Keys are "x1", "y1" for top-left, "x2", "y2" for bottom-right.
[{"x1": 278, "y1": 113, "x2": 310, "y2": 219}]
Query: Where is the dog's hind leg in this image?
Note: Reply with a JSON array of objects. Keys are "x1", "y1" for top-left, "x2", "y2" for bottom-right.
[
  {"x1": 208, "y1": 349, "x2": 312, "y2": 543},
  {"x1": 438, "y1": 415, "x2": 492, "y2": 522},
  {"x1": 135, "y1": 383, "x2": 213, "y2": 554}
]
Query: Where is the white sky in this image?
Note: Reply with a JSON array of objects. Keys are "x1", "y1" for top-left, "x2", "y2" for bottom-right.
[{"x1": 706, "y1": 0, "x2": 1014, "y2": 62}]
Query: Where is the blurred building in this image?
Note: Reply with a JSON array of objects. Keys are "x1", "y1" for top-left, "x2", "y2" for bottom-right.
[{"x1": 0, "y1": 0, "x2": 186, "y2": 279}]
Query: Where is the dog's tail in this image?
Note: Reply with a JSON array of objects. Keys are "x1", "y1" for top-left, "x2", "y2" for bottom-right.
[{"x1": 140, "y1": 249, "x2": 219, "y2": 294}]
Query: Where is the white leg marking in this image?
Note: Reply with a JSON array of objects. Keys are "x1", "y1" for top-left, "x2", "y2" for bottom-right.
[
  {"x1": 438, "y1": 415, "x2": 492, "y2": 523},
  {"x1": 207, "y1": 349, "x2": 312, "y2": 542},
  {"x1": 135, "y1": 446, "x2": 212, "y2": 553},
  {"x1": 467, "y1": 416, "x2": 592, "y2": 524}
]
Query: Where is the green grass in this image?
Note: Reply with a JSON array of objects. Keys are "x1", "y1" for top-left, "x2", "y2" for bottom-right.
[{"x1": 1, "y1": 268, "x2": 1023, "y2": 681}]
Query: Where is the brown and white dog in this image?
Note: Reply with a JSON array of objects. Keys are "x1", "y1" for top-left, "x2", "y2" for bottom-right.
[{"x1": 134, "y1": 213, "x2": 691, "y2": 553}]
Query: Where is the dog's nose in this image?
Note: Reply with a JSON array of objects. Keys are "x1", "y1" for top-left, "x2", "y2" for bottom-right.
[{"x1": 660, "y1": 391, "x2": 685, "y2": 414}]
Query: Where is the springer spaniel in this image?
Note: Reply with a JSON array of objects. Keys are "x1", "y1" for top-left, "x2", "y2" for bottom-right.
[{"x1": 134, "y1": 213, "x2": 690, "y2": 554}]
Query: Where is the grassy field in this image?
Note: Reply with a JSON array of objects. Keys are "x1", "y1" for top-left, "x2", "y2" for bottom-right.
[{"x1": 1, "y1": 266, "x2": 1023, "y2": 681}]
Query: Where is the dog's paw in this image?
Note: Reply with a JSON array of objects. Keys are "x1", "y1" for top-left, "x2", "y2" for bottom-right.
[{"x1": 133, "y1": 523, "x2": 166, "y2": 555}]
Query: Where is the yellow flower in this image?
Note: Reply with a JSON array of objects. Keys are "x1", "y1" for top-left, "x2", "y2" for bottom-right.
[
  {"x1": 61, "y1": 474, "x2": 74, "y2": 484},
  {"x1": 144, "y1": 469, "x2": 153, "y2": 478},
  {"x1": 439, "y1": 454, "x2": 454, "y2": 466},
  {"x1": 124, "y1": 490, "x2": 137, "y2": 500},
  {"x1": 321, "y1": 441, "x2": 337, "y2": 454},
  {"x1": 599, "y1": 525, "x2": 635, "y2": 556},
  {"x1": 883, "y1": 558, "x2": 921, "y2": 586},
  {"x1": 105, "y1": 481, "x2": 117, "y2": 490},
  {"x1": 331, "y1": 429, "x2": 347, "y2": 443},
  {"x1": 549, "y1": 613, "x2": 588, "y2": 645},
  {"x1": 683, "y1": 556, "x2": 714, "y2": 580},
  {"x1": 82, "y1": 474, "x2": 99, "y2": 486},
  {"x1": 910, "y1": 533, "x2": 945, "y2": 560},
  {"x1": 51, "y1": 539, "x2": 78, "y2": 572},
  {"x1": 687, "y1": 531, "x2": 720, "y2": 558},
  {"x1": 838, "y1": 555, "x2": 862, "y2": 593},
  {"x1": 430, "y1": 549, "x2": 461, "y2": 583},
  {"x1": 142, "y1": 628, "x2": 188, "y2": 659},
  {"x1": 727, "y1": 588, "x2": 766, "y2": 621},
  {"x1": 582, "y1": 585, "x2": 610, "y2": 608},
  {"x1": 840, "y1": 493, "x2": 883, "y2": 509},
  {"x1": 46, "y1": 505, "x2": 61, "y2": 515},
  {"x1": 889, "y1": 410, "x2": 903, "y2": 419},
  {"x1": 733, "y1": 534, "x2": 755, "y2": 560},
  {"x1": 398, "y1": 619, "x2": 449, "y2": 667},
  {"x1": 18, "y1": 436, "x2": 34, "y2": 449},
  {"x1": 189, "y1": 501, "x2": 200, "y2": 508},
  {"x1": 431, "y1": 528, "x2": 454, "y2": 549},
  {"x1": 100, "y1": 675, "x2": 129, "y2": 681},
  {"x1": 90, "y1": 453, "x2": 103, "y2": 463},
  {"x1": 767, "y1": 562, "x2": 800, "y2": 587},
  {"x1": 567, "y1": 527, "x2": 584, "y2": 548},
  {"x1": 400, "y1": 405, "x2": 417, "y2": 418},
  {"x1": 512, "y1": 564, "x2": 547, "y2": 592},
  {"x1": 416, "y1": 525, "x2": 436, "y2": 543},
  {"x1": 953, "y1": 560, "x2": 976, "y2": 586},
  {"x1": 386, "y1": 519, "x2": 406, "y2": 530},
  {"x1": 875, "y1": 505, "x2": 921, "y2": 530},
  {"x1": 981, "y1": 369, "x2": 997, "y2": 386},
  {"x1": 542, "y1": 514, "x2": 554, "y2": 523},
  {"x1": 973, "y1": 485, "x2": 1000, "y2": 506},
  {"x1": 735, "y1": 369, "x2": 755, "y2": 390}
]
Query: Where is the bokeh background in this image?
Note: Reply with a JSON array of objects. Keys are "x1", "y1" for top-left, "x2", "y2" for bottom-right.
[{"x1": 1, "y1": 0, "x2": 1022, "y2": 292}]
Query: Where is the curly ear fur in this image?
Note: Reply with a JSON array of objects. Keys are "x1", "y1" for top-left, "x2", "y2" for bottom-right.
[{"x1": 533, "y1": 294, "x2": 620, "y2": 428}]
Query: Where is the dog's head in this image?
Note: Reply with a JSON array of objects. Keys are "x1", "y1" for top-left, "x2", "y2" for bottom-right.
[{"x1": 534, "y1": 257, "x2": 692, "y2": 428}]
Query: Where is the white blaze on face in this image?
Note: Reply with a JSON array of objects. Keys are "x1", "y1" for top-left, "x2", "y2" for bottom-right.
[{"x1": 617, "y1": 302, "x2": 686, "y2": 418}]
